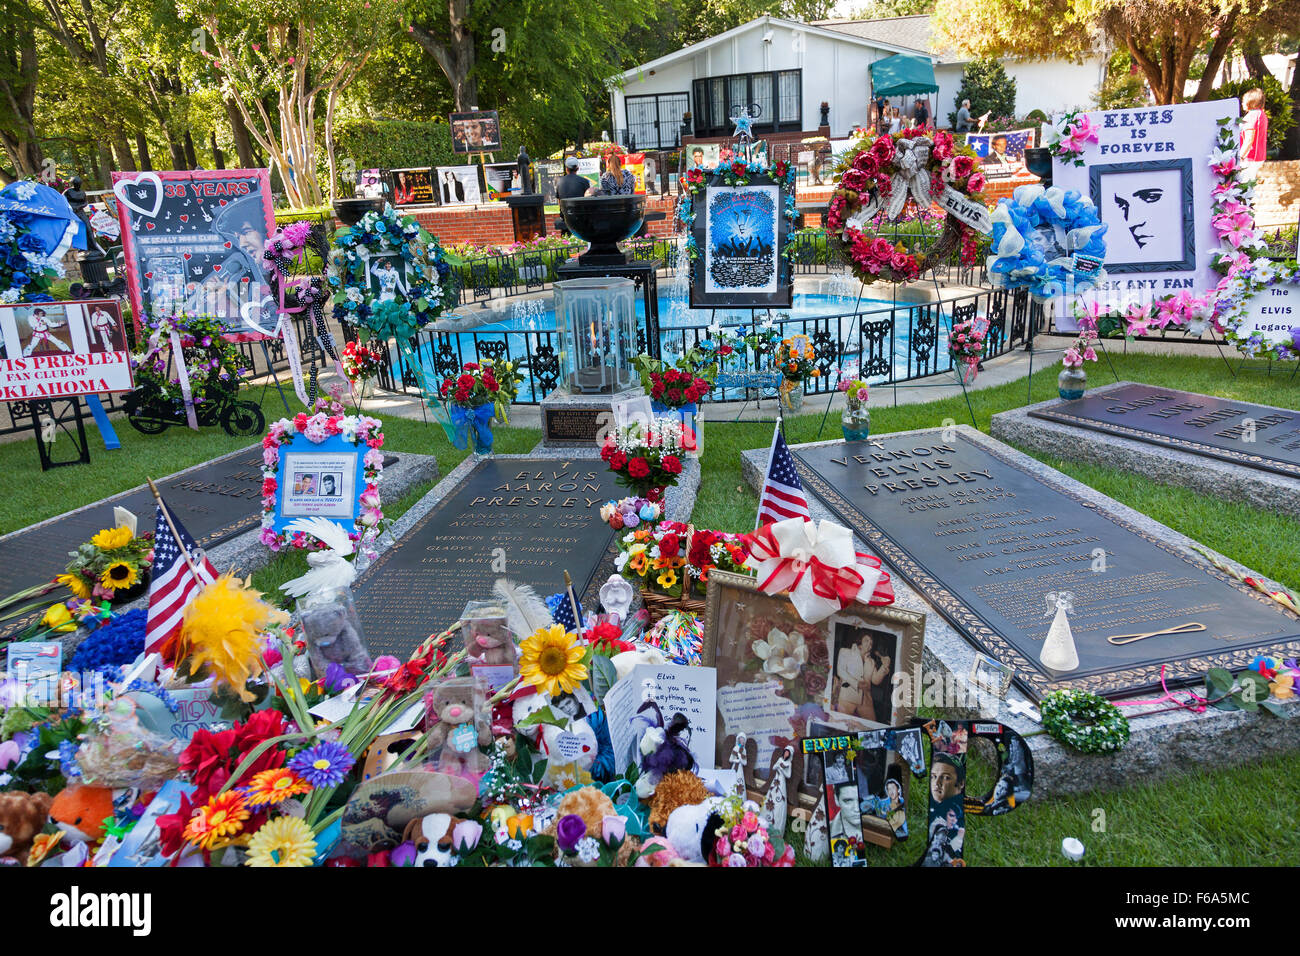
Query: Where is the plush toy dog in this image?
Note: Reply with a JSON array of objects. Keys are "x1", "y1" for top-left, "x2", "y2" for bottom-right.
[
  {"x1": 48, "y1": 784, "x2": 114, "y2": 845},
  {"x1": 401, "y1": 813, "x2": 457, "y2": 867},
  {"x1": 0, "y1": 791, "x2": 53, "y2": 865}
]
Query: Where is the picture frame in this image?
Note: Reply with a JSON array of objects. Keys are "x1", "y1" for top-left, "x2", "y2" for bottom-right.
[
  {"x1": 690, "y1": 171, "x2": 792, "y2": 309},
  {"x1": 264, "y1": 423, "x2": 381, "y2": 549},
  {"x1": 434, "y1": 165, "x2": 483, "y2": 206},
  {"x1": 969, "y1": 651, "x2": 1015, "y2": 699},
  {"x1": 1088, "y1": 158, "x2": 1196, "y2": 273},
  {"x1": 390, "y1": 167, "x2": 435, "y2": 206},
  {"x1": 449, "y1": 109, "x2": 502, "y2": 154},
  {"x1": 0, "y1": 299, "x2": 135, "y2": 402},
  {"x1": 703, "y1": 569, "x2": 925, "y2": 809}
]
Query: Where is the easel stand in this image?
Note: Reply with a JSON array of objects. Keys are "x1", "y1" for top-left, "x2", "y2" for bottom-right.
[{"x1": 30, "y1": 397, "x2": 91, "y2": 470}]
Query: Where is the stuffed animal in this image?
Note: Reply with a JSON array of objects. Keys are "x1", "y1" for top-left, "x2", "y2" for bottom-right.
[
  {"x1": 401, "y1": 812, "x2": 457, "y2": 867},
  {"x1": 466, "y1": 619, "x2": 516, "y2": 668},
  {"x1": 661, "y1": 796, "x2": 725, "y2": 864},
  {"x1": 648, "y1": 770, "x2": 712, "y2": 830},
  {"x1": 0, "y1": 791, "x2": 53, "y2": 865},
  {"x1": 425, "y1": 680, "x2": 489, "y2": 777},
  {"x1": 635, "y1": 711, "x2": 697, "y2": 800},
  {"x1": 48, "y1": 784, "x2": 114, "y2": 845},
  {"x1": 301, "y1": 603, "x2": 372, "y2": 680}
]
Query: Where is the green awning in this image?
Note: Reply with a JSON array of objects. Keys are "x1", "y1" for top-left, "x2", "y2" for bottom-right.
[{"x1": 869, "y1": 54, "x2": 938, "y2": 96}]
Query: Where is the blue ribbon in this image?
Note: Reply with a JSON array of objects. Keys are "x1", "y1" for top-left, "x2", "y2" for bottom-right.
[{"x1": 449, "y1": 402, "x2": 495, "y2": 450}]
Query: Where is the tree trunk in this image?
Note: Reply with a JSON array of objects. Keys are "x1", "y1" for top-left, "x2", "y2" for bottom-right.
[
  {"x1": 97, "y1": 143, "x2": 114, "y2": 183},
  {"x1": 1241, "y1": 37, "x2": 1270, "y2": 80},
  {"x1": 1282, "y1": 57, "x2": 1300, "y2": 161},
  {"x1": 112, "y1": 136, "x2": 136, "y2": 172},
  {"x1": 183, "y1": 130, "x2": 199, "y2": 169},
  {"x1": 211, "y1": 129, "x2": 225, "y2": 169},
  {"x1": 168, "y1": 137, "x2": 187, "y2": 170},
  {"x1": 409, "y1": 0, "x2": 478, "y2": 111},
  {"x1": 225, "y1": 98, "x2": 256, "y2": 168},
  {"x1": 1192, "y1": 7, "x2": 1239, "y2": 102},
  {"x1": 0, "y1": 34, "x2": 42, "y2": 179},
  {"x1": 135, "y1": 132, "x2": 153, "y2": 171}
]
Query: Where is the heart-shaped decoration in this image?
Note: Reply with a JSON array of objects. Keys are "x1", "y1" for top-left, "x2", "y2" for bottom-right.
[
  {"x1": 240, "y1": 297, "x2": 279, "y2": 334},
  {"x1": 240, "y1": 276, "x2": 250, "y2": 283},
  {"x1": 183, "y1": 253, "x2": 191, "y2": 260},
  {"x1": 145, "y1": 222, "x2": 155, "y2": 230},
  {"x1": 180, "y1": 214, "x2": 189, "y2": 222},
  {"x1": 219, "y1": 199, "x2": 228, "y2": 206},
  {"x1": 144, "y1": 271, "x2": 153, "y2": 279},
  {"x1": 112, "y1": 171, "x2": 164, "y2": 218},
  {"x1": 212, "y1": 264, "x2": 222, "y2": 272},
  {"x1": 187, "y1": 283, "x2": 196, "y2": 291},
  {"x1": 223, "y1": 241, "x2": 232, "y2": 249}
]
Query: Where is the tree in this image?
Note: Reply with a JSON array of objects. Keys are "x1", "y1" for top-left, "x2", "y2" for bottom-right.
[
  {"x1": 948, "y1": 58, "x2": 1016, "y2": 127},
  {"x1": 931, "y1": 0, "x2": 1283, "y2": 106},
  {"x1": 848, "y1": 0, "x2": 934, "y2": 19},
  {"x1": 672, "y1": 0, "x2": 837, "y2": 47},
  {"x1": 0, "y1": 6, "x2": 41, "y2": 182},
  {"x1": 182, "y1": 0, "x2": 402, "y2": 207}
]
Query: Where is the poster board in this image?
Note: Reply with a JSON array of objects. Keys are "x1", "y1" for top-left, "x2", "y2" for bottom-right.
[
  {"x1": 691, "y1": 172, "x2": 791, "y2": 308},
  {"x1": 1052, "y1": 100, "x2": 1237, "y2": 311},
  {"x1": 965, "y1": 128, "x2": 1036, "y2": 179},
  {"x1": 482, "y1": 162, "x2": 516, "y2": 201},
  {"x1": 0, "y1": 299, "x2": 133, "y2": 402},
  {"x1": 435, "y1": 165, "x2": 483, "y2": 205},
  {"x1": 450, "y1": 110, "x2": 502, "y2": 154},
  {"x1": 271, "y1": 432, "x2": 367, "y2": 537},
  {"x1": 535, "y1": 161, "x2": 565, "y2": 204},
  {"x1": 391, "y1": 167, "x2": 435, "y2": 205},
  {"x1": 111, "y1": 168, "x2": 275, "y2": 335}
]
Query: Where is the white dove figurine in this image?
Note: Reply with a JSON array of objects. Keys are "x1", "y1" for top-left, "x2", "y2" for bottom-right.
[{"x1": 279, "y1": 517, "x2": 358, "y2": 602}]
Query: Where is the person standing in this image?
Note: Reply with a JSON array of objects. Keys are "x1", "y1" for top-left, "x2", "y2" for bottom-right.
[
  {"x1": 599, "y1": 150, "x2": 636, "y2": 195},
  {"x1": 913, "y1": 97, "x2": 930, "y2": 130},
  {"x1": 1239, "y1": 88, "x2": 1268, "y2": 173},
  {"x1": 956, "y1": 99, "x2": 973, "y2": 133}
]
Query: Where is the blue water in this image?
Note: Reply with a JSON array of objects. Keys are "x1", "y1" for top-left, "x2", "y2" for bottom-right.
[{"x1": 411, "y1": 292, "x2": 964, "y2": 401}]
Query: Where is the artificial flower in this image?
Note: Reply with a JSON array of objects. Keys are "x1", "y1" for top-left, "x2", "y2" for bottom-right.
[
  {"x1": 752, "y1": 628, "x2": 808, "y2": 681},
  {"x1": 243, "y1": 767, "x2": 313, "y2": 807},
  {"x1": 287, "y1": 744, "x2": 353, "y2": 790},
  {"x1": 244, "y1": 815, "x2": 317, "y2": 867},
  {"x1": 41, "y1": 603, "x2": 76, "y2": 633},
  {"x1": 177, "y1": 573, "x2": 288, "y2": 702},
  {"x1": 90, "y1": 527, "x2": 133, "y2": 550},
  {"x1": 99, "y1": 561, "x2": 139, "y2": 592},
  {"x1": 452, "y1": 819, "x2": 483, "y2": 851},
  {"x1": 556, "y1": 813, "x2": 588, "y2": 854},
  {"x1": 57, "y1": 572, "x2": 91, "y2": 599},
  {"x1": 183, "y1": 791, "x2": 250, "y2": 850},
  {"x1": 518, "y1": 624, "x2": 588, "y2": 696},
  {"x1": 656, "y1": 569, "x2": 678, "y2": 589}
]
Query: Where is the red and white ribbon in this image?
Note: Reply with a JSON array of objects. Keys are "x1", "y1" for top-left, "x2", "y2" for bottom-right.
[{"x1": 744, "y1": 517, "x2": 894, "y2": 623}]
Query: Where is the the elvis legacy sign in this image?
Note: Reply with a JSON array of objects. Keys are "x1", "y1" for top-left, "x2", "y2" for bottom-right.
[
  {"x1": 112, "y1": 168, "x2": 276, "y2": 334},
  {"x1": 0, "y1": 299, "x2": 133, "y2": 402},
  {"x1": 692, "y1": 174, "x2": 791, "y2": 309}
]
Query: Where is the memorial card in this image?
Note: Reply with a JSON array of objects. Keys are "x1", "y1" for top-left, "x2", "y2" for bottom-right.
[
  {"x1": 271, "y1": 433, "x2": 366, "y2": 534},
  {"x1": 0, "y1": 300, "x2": 133, "y2": 401}
]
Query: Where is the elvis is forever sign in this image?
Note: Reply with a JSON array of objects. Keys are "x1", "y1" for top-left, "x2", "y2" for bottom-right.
[
  {"x1": 112, "y1": 169, "x2": 276, "y2": 334},
  {"x1": 692, "y1": 174, "x2": 791, "y2": 309}
]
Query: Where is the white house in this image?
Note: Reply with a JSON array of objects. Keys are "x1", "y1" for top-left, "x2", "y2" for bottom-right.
[{"x1": 607, "y1": 15, "x2": 1106, "y2": 148}]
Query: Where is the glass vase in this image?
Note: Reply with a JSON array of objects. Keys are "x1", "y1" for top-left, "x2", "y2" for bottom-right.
[
  {"x1": 470, "y1": 423, "x2": 496, "y2": 458},
  {"x1": 841, "y1": 407, "x2": 871, "y2": 442},
  {"x1": 1058, "y1": 366, "x2": 1087, "y2": 400},
  {"x1": 780, "y1": 379, "x2": 804, "y2": 412},
  {"x1": 295, "y1": 587, "x2": 373, "y2": 682},
  {"x1": 952, "y1": 360, "x2": 979, "y2": 386}
]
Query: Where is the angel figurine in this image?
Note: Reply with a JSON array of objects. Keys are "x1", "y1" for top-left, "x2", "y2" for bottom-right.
[{"x1": 1040, "y1": 591, "x2": 1079, "y2": 671}]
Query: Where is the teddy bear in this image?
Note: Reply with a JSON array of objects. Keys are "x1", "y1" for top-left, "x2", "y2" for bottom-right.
[
  {"x1": 465, "y1": 617, "x2": 517, "y2": 668},
  {"x1": 301, "y1": 603, "x2": 373, "y2": 681},
  {"x1": 0, "y1": 791, "x2": 53, "y2": 865},
  {"x1": 425, "y1": 680, "x2": 489, "y2": 778},
  {"x1": 48, "y1": 784, "x2": 115, "y2": 846}
]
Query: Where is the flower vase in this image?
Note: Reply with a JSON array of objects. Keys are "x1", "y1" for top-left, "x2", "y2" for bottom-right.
[
  {"x1": 952, "y1": 360, "x2": 979, "y2": 386},
  {"x1": 470, "y1": 422, "x2": 496, "y2": 458},
  {"x1": 1058, "y1": 366, "x2": 1087, "y2": 400},
  {"x1": 650, "y1": 400, "x2": 702, "y2": 457},
  {"x1": 780, "y1": 379, "x2": 804, "y2": 412},
  {"x1": 841, "y1": 407, "x2": 871, "y2": 442}
]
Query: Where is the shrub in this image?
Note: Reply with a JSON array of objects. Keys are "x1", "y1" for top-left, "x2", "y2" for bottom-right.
[
  {"x1": 1213, "y1": 74, "x2": 1295, "y2": 155},
  {"x1": 949, "y1": 59, "x2": 1017, "y2": 129}
]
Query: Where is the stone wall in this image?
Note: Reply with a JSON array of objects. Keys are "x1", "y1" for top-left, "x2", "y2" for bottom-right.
[{"x1": 1253, "y1": 160, "x2": 1300, "y2": 229}]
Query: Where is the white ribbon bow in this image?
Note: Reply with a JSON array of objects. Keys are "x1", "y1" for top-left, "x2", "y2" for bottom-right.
[
  {"x1": 745, "y1": 517, "x2": 884, "y2": 624},
  {"x1": 884, "y1": 136, "x2": 934, "y2": 222}
]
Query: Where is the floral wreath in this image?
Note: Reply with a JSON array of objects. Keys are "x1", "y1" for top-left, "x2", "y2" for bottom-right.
[
  {"x1": 0, "y1": 189, "x2": 64, "y2": 304},
  {"x1": 131, "y1": 312, "x2": 249, "y2": 411},
  {"x1": 988, "y1": 185, "x2": 1108, "y2": 300},
  {"x1": 1075, "y1": 116, "x2": 1273, "y2": 343},
  {"x1": 1040, "y1": 110, "x2": 1099, "y2": 167},
  {"x1": 827, "y1": 129, "x2": 987, "y2": 286},
  {"x1": 259, "y1": 401, "x2": 386, "y2": 554},
  {"x1": 678, "y1": 158, "x2": 798, "y2": 262},
  {"x1": 1212, "y1": 257, "x2": 1300, "y2": 361},
  {"x1": 1039, "y1": 689, "x2": 1129, "y2": 754}
]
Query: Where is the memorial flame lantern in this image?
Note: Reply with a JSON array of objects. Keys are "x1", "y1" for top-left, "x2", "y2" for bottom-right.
[{"x1": 554, "y1": 277, "x2": 637, "y2": 394}]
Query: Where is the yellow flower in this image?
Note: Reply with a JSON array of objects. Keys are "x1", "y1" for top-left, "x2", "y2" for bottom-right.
[
  {"x1": 41, "y1": 603, "x2": 76, "y2": 633},
  {"x1": 506, "y1": 814, "x2": 533, "y2": 839},
  {"x1": 1270, "y1": 675, "x2": 1294, "y2": 699},
  {"x1": 244, "y1": 816, "x2": 317, "y2": 867},
  {"x1": 58, "y1": 573, "x2": 91, "y2": 600},
  {"x1": 657, "y1": 569, "x2": 678, "y2": 589},
  {"x1": 99, "y1": 561, "x2": 139, "y2": 592},
  {"x1": 518, "y1": 623, "x2": 588, "y2": 697},
  {"x1": 90, "y1": 527, "x2": 133, "y2": 550},
  {"x1": 184, "y1": 791, "x2": 250, "y2": 850},
  {"x1": 243, "y1": 768, "x2": 313, "y2": 807},
  {"x1": 179, "y1": 573, "x2": 288, "y2": 703}
]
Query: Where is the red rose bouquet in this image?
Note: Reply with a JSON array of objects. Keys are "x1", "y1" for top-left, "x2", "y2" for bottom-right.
[
  {"x1": 948, "y1": 317, "x2": 986, "y2": 365},
  {"x1": 649, "y1": 367, "x2": 710, "y2": 408},
  {"x1": 600, "y1": 420, "x2": 687, "y2": 501}
]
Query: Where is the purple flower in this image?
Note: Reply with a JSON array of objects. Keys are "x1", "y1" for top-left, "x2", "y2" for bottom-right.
[
  {"x1": 289, "y1": 740, "x2": 356, "y2": 787},
  {"x1": 556, "y1": 814, "x2": 588, "y2": 854},
  {"x1": 390, "y1": 841, "x2": 417, "y2": 866},
  {"x1": 1291, "y1": 327, "x2": 1300, "y2": 350},
  {"x1": 601, "y1": 814, "x2": 626, "y2": 846},
  {"x1": 323, "y1": 661, "x2": 356, "y2": 693}
]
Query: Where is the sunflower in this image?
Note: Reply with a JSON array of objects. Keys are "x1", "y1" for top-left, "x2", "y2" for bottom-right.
[
  {"x1": 243, "y1": 767, "x2": 313, "y2": 807},
  {"x1": 179, "y1": 574, "x2": 288, "y2": 702},
  {"x1": 244, "y1": 816, "x2": 317, "y2": 867},
  {"x1": 184, "y1": 791, "x2": 250, "y2": 849},
  {"x1": 90, "y1": 526, "x2": 133, "y2": 550},
  {"x1": 99, "y1": 561, "x2": 139, "y2": 591},
  {"x1": 57, "y1": 572, "x2": 91, "y2": 600},
  {"x1": 518, "y1": 624, "x2": 587, "y2": 697}
]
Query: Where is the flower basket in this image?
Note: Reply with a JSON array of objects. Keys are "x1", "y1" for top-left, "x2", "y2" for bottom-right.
[{"x1": 641, "y1": 564, "x2": 708, "y2": 627}]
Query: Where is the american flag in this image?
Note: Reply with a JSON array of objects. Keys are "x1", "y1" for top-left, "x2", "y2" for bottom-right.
[
  {"x1": 756, "y1": 424, "x2": 810, "y2": 529},
  {"x1": 145, "y1": 499, "x2": 218, "y2": 654}
]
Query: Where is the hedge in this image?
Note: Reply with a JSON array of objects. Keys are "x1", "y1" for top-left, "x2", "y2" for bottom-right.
[{"x1": 330, "y1": 118, "x2": 521, "y2": 176}]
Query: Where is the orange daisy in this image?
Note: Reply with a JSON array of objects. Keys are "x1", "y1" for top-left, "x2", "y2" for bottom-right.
[
  {"x1": 243, "y1": 767, "x2": 313, "y2": 807},
  {"x1": 184, "y1": 791, "x2": 250, "y2": 849}
]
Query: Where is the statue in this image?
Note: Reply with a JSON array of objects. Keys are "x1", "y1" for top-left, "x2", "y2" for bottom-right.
[{"x1": 516, "y1": 145, "x2": 535, "y2": 195}]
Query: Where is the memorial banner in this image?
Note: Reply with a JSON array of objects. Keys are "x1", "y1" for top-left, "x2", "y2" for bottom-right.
[
  {"x1": 692, "y1": 174, "x2": 791, "y2": 309},
  {"x1": 0, "y1": 299, "x2": 133, "y2": 401},
  {"x1": 112, "y1": 168, "x2": 275, "y2": 334}
]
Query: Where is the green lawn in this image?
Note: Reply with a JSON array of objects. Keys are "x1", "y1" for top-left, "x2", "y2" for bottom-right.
[{"x1": 5, "y1": 351, "x2": 1298, "y2": 865}]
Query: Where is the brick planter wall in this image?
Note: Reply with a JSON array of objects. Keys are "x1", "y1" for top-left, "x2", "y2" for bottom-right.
[{"x1": 1254, "y1": 160, "x2": 1300, "y2": 229}]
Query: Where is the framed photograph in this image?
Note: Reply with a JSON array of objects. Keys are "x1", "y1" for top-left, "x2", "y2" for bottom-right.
[
  {"x1": 449, "y1": 110, "x2": 502, "y2": 154},
  {"x1": 691, "y1": 173, "x2": 792, "y2": 309},
  {"x1": 435, "y1": 165, "x2": 483, "y2": 205},
  {"x1": 361, "y1": 251, "x2": 408, "y2": 303},
  {"x1": 390, "y1": 167, "x2": 434, "y2": 206},
  {"x1": 482, "y1": 162, "x2": 516, "y2": 201},
  {"x1": 1089, "y1": 158, "x2": 1195, "y2": 273},
  {"x1": 969, "y1": 651, "x2": 1014, "y2": 698},
  {"x1": 270, "y1": 432, "x2": 369, "y2": 539},
  {"x1": 804, "y1": 720, "x2": 916, "y2": 849},
  {"x1": 0, "y1": 299, "x2": 134, "y2": 402},
  {"x1": 704, "y1": 570, "x2": 925, "y2": 798}
]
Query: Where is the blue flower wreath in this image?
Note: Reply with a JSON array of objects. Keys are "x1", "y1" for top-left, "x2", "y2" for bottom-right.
[
  {"x1": 988, "y1": 185, "x2": 1107, "y2": 300},
  {"x1": 327, "y1": 203, "x2": 457, "y2": 330}
]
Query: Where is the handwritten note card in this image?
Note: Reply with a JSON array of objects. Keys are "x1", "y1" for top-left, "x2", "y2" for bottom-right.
[{"x1": 604, "y1": 663, "x2": 717, "y2": 774}]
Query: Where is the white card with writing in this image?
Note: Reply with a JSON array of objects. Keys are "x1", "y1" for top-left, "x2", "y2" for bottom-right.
[{"x1": 604, "y1": 663, "x2": 717, "y2": 774}]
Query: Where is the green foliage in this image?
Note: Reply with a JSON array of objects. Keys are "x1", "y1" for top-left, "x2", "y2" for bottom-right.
[
  {"x1": 1213, "y1": 74, "x2": 1295, "y2": 154},
  {"x1": 948, "y1": 58, "x2": 1016, "y2": 129},
  {"x1": 848, "y1": 0, "x2": 934, "y2": 17},
  {"x1": 1093, "y1": 50, "x2": 1148, "y2": 111},
  {"x1": 331, "y1": 118, "x2": 519, "y2": 175}
]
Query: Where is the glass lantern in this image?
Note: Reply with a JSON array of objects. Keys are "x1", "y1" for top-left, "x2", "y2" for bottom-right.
[{"x1": 553, "y1": 277, "x2": 637, "y2": 394}]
